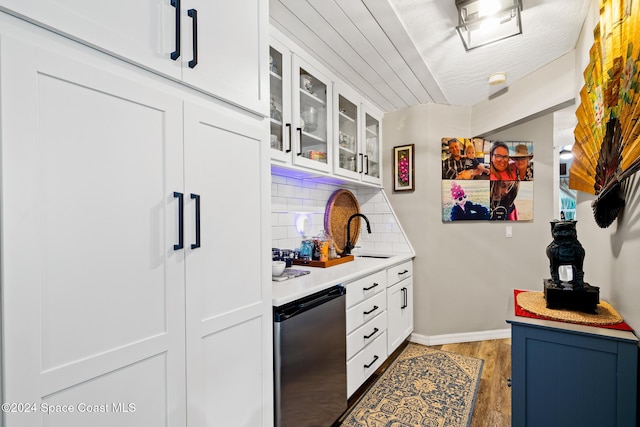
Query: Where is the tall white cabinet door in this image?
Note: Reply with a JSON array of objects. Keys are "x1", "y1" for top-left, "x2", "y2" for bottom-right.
[
  {"x1": 183, "y1": 102, "x2": 272, "y2": 427},
  {"x1": 0, "y1": 0, "x2": 182, "y2": 80},
  {"x1": 0, "y1": 38, "x2": 186, "y2": 427},
  {"x1": 181, "y1": 0, "x2": 269, "y2": 114}
]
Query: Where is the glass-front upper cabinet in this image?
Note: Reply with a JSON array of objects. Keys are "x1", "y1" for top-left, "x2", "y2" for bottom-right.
[
  {"x1": 269, "y1": 39, "x2": 332, "y2": 173},
  {"x1": 333, "y1": 82, "x2": 382, "y2": 185},
  {"x1": 292, "y1": 56, "x2": 332, "y2": 173},
  {"x1": 269, "y1": 41, "x2": 291, "y2": 163},
  {"x1": 362, "y1": 109, "x2": 382, "y2": 185},
  {"x1": 334, "y1": 86, "x2": 360, "y2": 181}
]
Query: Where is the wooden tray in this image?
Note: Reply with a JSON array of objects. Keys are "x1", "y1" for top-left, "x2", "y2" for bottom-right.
[
  {"x1": 324, "y1": 189, "x2": 360, "y2": 255},
  {"x1": 292, "y1": 255, "x2": 354, "y2": 268}
]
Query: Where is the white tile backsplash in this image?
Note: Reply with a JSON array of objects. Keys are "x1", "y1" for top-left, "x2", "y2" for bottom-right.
[{"x1": 270, "y1": 173, "x2": 412, "y2": 255}]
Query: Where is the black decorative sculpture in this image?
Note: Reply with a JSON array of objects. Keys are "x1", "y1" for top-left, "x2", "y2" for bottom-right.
[{"x1": 543, "y1": 220, "x2": 599, "y2": 313}]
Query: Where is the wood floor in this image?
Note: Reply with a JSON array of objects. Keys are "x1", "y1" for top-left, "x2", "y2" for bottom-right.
[
  {"x1": 434, "y1": 338, "x2": 512, "y2": 427},
  {"x1": 338, "y1": 338, "x2": 512, "y2": 426}
]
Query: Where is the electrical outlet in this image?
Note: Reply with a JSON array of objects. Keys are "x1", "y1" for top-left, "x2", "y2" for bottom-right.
[{"x1": 506, "y1": 225, "x2": 513, "y2": 238}]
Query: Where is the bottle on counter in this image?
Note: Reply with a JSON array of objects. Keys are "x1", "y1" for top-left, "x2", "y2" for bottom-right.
[
  {"x1": 328, "y1": 238, "x2": 338, "y2": 260},
  {"x1": 319, "y1": 240, "x2": 329, "y2": 262}
]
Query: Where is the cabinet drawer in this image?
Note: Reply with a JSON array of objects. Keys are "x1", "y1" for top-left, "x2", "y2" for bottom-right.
[
  {"x1": 347, "y1": 311, "x2": 387, "y2": 360},
  {"x1": 347, "y1": 331, "x2": 387, "y2": 397},
  {"x1": 345, "y1": 270, "x2": 387, "y2": 308},
  {"x1": 387, "y1": 261, "x2": 412, "y2": 286},
  {"x1": 346, "y1": 291, "x2": 386, "y2": 334}
]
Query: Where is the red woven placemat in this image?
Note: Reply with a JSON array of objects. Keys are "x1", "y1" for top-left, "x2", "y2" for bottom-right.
[{"x1": 514, "y1": 289, "x2": 633, "y2": 331}]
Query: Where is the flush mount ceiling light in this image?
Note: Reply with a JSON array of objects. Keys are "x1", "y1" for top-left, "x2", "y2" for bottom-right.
[
  {"x1": 489, "y1": 71, "x2": 507, "y2": 85},
  {"x1": 456, "y1": 0, "x2": 523, "y2": 51}
]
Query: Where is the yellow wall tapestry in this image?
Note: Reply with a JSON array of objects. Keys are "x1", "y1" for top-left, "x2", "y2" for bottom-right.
[{"x1": 571, "y1": 0, "x2": 640, "y2": 227}]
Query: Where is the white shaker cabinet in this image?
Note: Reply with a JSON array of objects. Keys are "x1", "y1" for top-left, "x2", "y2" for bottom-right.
[
  {"x1": 345, "y1": 270, "x2": 388, "y2": 397},
  {"x1": 0, "y1": 0, "x2": 268, "y2": 115},
  {"x1": 386, "y1": 261, "x2": 414, "y2": 353},
  {"x1": 0, "y1": 19, "x2": 271, "y2": 427},
  {"x1": 1, "y1": 35, "x2": 186, "y2": 427},
  {"x1": 269, "y1": 37, "x2": 333, "y2": 174},
  {"x1": 333, "y1": 83, "x2": 383, "y2": 186},
  {"x1": 183, "y1": 102, "x2": 271, "y2": 427}
]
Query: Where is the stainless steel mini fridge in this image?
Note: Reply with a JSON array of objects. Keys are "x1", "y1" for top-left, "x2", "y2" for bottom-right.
[{"x1": 273, "y1": 285, "x2": 347, "y2": 427}]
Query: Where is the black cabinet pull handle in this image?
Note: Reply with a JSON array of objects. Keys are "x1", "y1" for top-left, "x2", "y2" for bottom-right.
[
  {"x1": 363, "y1": 282, "x2": 379, "y2": 291},
  {"x1": 364, "y1": 327, "x2": 379, "y2": 339},
  {"x1": 190, "y1": 193, "x2": 201, "y2": 249},
  {"x1": 364, "y1": 154, "x2": 369, "y2": 175},
  {"x1": 188, "y1": 9, "x2": 198, "y2": 68},
  {"x1": 401, "y1": 287, "x2": 407, "y2": 309},
  {"x1": 173, "y1": 192, "x2": 184, "y2": 250},
  {"x1": 364, "y1": 355, "x2": 379, "y2": 369},
  {"x1": 170, "y1": 0, "x2": 180, "y2": 60},
  {"x1": 507, "y1": 377, "x2": 512, "y2": 388},
  {"x1": 296, "y1": 127, "x2": 302, "y2": 156},
  {"x1": 363, "y1": 305, "x2": 378, "y2": 315},
  {"x1": 359, "y1": 153, "x2": 364, "y2": 173},
  {"x1": 286, "y1": 123, "x2": 292, "y2": 153},
  {"x1": 398, "y1": 269, "x2": 409, "y2": 276}
]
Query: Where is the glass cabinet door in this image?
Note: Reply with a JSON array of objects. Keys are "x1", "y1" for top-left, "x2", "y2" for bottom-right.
[
  {"x1": 363, "y1": 112, "x2": 381, "y2": 183},
  {"x1": 292, "y1": 57, "x2": 331, "y2": 173},
  {"x1": 269, "y1": 42, "x2": 291, "y2": 162},
  {"x1": 335, "y1": 94, "x2": 360, "y2": 178}
]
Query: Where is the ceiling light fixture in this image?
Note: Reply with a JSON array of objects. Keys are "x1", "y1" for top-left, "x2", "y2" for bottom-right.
[
  {"x1": 489, "y1": 71, "x2": 507, "y2": 85},
  {"x1": 455, "y1": 0, "x2": 523, "y2": 51}
]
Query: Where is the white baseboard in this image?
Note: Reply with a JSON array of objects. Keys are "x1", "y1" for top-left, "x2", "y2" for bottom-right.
[{"x1": 409, "y1": 328, "x2": 511, "y2": 346}]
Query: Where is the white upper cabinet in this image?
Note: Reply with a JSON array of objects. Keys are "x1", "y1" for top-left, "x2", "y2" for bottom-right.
[
  {"x1": 362, "y1": 106, "x2": 382, "y2": 185},
  {"x1": 292, "y1": 55, "x2": 332, "y2": 173},
  {"x1": 268, "y1": 38, "x2": 293, "y2": 163},
  {"x1": 269, "y1": 36, "x2": 333, "y2": 174},
  {"x1": 334, "y1": 83, "x2": 383, "y2": 186},
  {"x1": 269, "y1": 29, "x2": 383, "y2": 186},
  {"x1": 0, "y1": 0, "x2": 268, "y2": 115}
]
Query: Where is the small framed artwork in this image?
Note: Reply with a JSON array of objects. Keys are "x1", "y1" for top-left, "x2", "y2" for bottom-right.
[{"x1": 393, "y1": 144, "x2": 415, "y2": 192}]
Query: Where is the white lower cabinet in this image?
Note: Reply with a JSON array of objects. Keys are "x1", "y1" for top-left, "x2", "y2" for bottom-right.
[
  {"x1": 387, "y1": 278, "x2": 414, "y2": 353},
  {"x1": 345, "y1": 271, "x2": 388, "y2": 397},
  {"x1": 387, "y1": 261, "x2": 414, "y2": 354},
  {"x1": 344, "y1": 260, "x2": 414, "y2": 397},
  {"x1": 346, "y1": 332, "x2": 387, "y2": 397},
  {"x1": 0, "y1": 19, "x2": 271, "y2": 427}
]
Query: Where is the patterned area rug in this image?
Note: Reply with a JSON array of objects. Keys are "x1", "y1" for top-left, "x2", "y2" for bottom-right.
[{"x1": 341, "y1": 343, "x2": 483, "y2": 427}]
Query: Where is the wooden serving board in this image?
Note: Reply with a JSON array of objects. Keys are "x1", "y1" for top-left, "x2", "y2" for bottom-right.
[
  {"x1": 292, "y1": 255, "x2": 354, "y2": 268},
  {"x1": 324, "y1": 189, "x2": 360, "y2": 255}
]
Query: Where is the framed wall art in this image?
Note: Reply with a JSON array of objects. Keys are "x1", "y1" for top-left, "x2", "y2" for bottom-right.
[
  {"x1": 441, "y1": 137, "x2": 534, "y2": 221},
  {"x1": 393, "y1": 144, "x2": 415, "y2": 192}
]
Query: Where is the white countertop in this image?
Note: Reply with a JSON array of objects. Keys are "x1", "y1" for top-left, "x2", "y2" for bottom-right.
[{"x1": 272, "y1": 253, "x2": 414, "y2": 306}]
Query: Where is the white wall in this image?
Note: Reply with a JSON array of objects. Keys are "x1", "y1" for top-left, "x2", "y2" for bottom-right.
[
  {"x1": 384, "y1": 104, "x2": 555, "y2": 338},
  {"x1": 471, "y1": 52, "x2": 576, "y2": 136},
  {"x1": 573, "y1": 0, "x2": 640, "y2": 332},
  {"x1": 385, "y1": 0, "x2": 640, "y2": 339}
]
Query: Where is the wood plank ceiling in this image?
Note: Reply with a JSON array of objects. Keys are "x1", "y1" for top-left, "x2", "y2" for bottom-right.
[{"x1": 270, "y1": 0, "x2": 591, "y2": 113}]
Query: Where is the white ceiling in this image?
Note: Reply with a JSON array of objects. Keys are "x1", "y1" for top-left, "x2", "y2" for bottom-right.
[{"x1": 270, "y1": 0, "x2": 591, "y2": 112}]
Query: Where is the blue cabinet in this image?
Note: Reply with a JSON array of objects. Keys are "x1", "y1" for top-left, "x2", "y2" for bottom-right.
[{"x1": 507, "y1": 293, "x2": 638, "y2": 427}]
